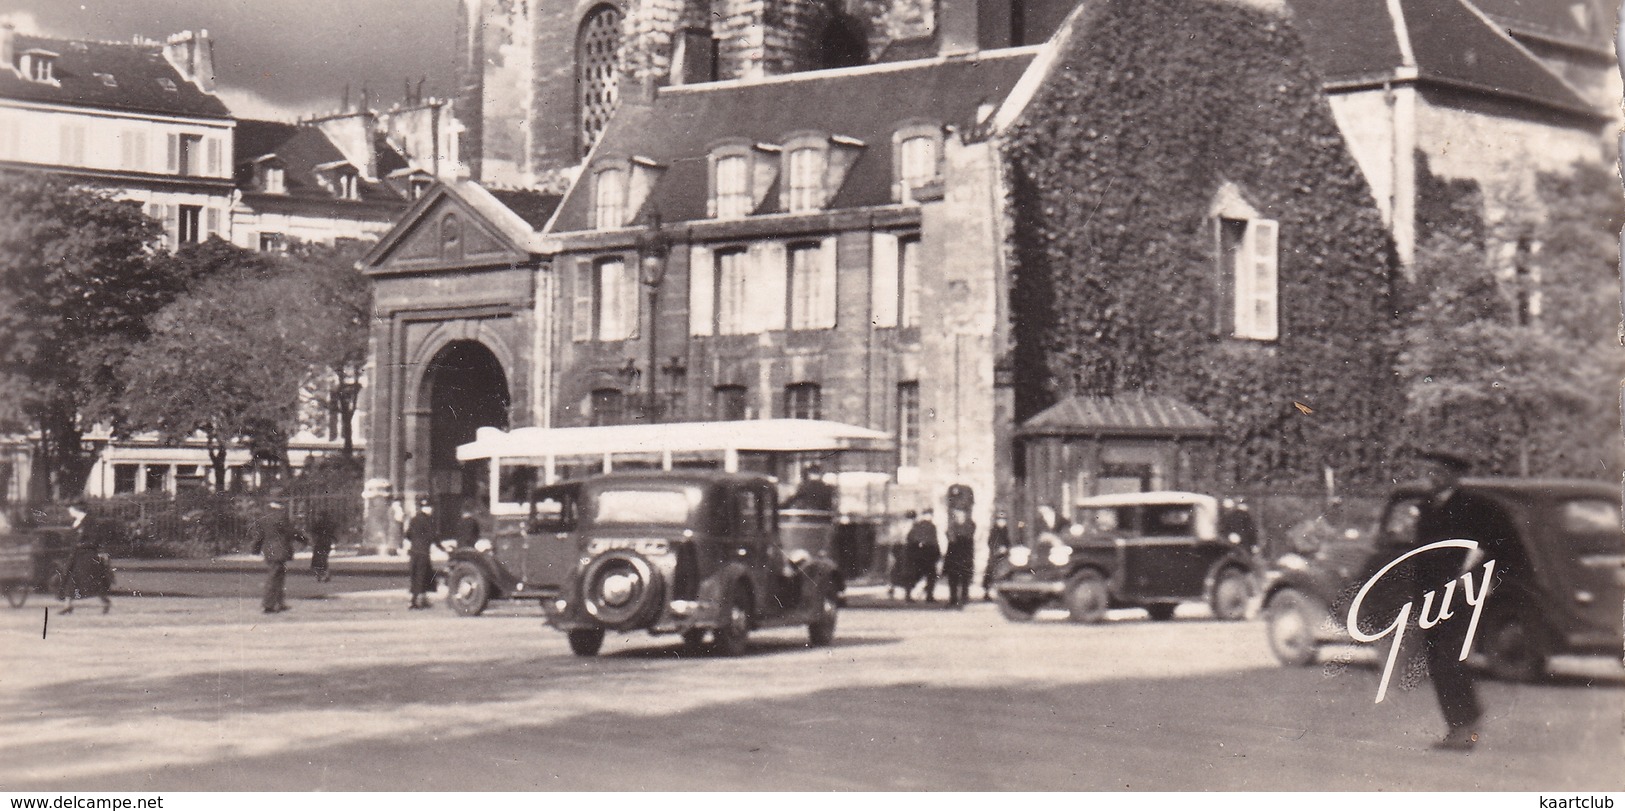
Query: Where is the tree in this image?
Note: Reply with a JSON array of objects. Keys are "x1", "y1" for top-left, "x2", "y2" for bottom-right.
[
  {"x1": 1398, "y1": 162, "x2": 1622, "y2": 478},
  {"x1": 0, "y1": 172, "x2": 182, "y2": 499},
  {"x1": 283, "y1": 242, "x2": 372, "y2": 459}
]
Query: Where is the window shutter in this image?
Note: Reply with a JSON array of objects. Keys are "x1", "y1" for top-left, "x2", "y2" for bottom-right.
[
  {"x1": 688, "y1": 245, "x2": 714, "y2": 336},
  {"x1": 206, "y1": 137, "x2": 221, "y2": 176},
  {"x1": 205, "y1": 207, "x2": 220, "y2": 238},
  {"x1": 870, "y1": 232, "x2": 899, "y2": 328},
  {"x1": 1251, "y1": 219, "x2": 1279, "y2": 341},
  {"x1": 616, "y1": 259, "x2": 640, "y2": 340},
  {"x1": 816, "y1": 237, "x2": 838, "y2": 329},
  {"x1": 166, "y1": 133, "x2": 179, "y2": 173},
  {"x1": 572, "y1": 260, "x2": 595, "y2": 341},
  {"x1": 1234, "y1": 223, "x2": 1257, "y2": 338},
  {"x1": 749, "y1": 241, "x2": 787, "y2": 333}
]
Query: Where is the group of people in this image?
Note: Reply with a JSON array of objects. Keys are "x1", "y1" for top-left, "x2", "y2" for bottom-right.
[{"x1": 885, "y1": 507, "x2": 1011, "y2": 608}]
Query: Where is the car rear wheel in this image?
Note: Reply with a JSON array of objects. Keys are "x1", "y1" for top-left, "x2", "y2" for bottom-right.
[
  {"x1": 446, "y1": 562, "x2": 491, "y2": 617},
  {"x1": 681, "y1": 629, "x2": 708, "y2": 654},
  {"x1": 567, "y1": 628, "x2": 605, "y2": 657},
  {"x1": 1481, "y1": 610, "x2": 1550, "y2": 683},
  {"x1": 713, "y1": 587, "x2": 752, "y2": 657},
  {"x1": 808, "y1": 593, "x2": 838, "y2": 647},
  {"x1": 1145, "y1": 603, "x2": 1177, "y2": 622},
  {"x1": 1265, "y1": 588, "x2": 1321, "y2": 667},
  {"x1": 1209, "y1": 567, "x2": 1252, "y2": 621},
  {"x1": 1064, "y1": 572, "x2": 1110, "y2": 624},
  {"x1": 994, "y1": 592, "x2": 1041, "y2": 622}
]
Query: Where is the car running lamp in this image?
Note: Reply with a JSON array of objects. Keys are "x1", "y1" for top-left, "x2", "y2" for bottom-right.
[
  {"x1": 1046, "y1": 544, "x2": 1072, "y2": 566},
  {"x1": 1007, "y1": 545, "x2": 1031, "y2": 568}
]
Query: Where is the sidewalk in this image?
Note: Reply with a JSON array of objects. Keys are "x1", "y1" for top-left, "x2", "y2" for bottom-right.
[{"x1": 113, "y1": 550, "x2": 411, "y2": 577}]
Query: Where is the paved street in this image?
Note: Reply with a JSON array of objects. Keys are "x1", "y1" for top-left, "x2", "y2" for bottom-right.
[{"x1": 2, "y1": 569, "x2": 1621, "y2": 792}]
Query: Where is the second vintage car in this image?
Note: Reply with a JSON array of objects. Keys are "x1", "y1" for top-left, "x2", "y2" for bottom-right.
[
  {"x1": 441, "y1": 481, "x2": 584, "y2": 616},
  {"x1": 994, "y1": 491, "x2": 1262, "y2": 623},
  {"x1": 546, "y1": 471, "x2": 842, "y2": 656}
]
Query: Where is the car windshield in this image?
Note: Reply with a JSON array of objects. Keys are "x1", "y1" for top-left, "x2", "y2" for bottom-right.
[{"x1": 591, "y1": 488, "x2": 699, "y2": 526}]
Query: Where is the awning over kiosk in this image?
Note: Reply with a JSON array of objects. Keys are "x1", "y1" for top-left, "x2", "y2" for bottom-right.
[{"x1": 457, "y1": 419, "x2": 894, "y2": 463}]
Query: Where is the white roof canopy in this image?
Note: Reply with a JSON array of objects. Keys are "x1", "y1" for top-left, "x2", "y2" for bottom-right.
[{"x1": 457, "y1": 419, "x2": 893, "y2": 462}]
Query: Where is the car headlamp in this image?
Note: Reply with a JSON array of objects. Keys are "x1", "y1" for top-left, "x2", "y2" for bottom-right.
[
  {"x1": 1046, "y1": 544, "x2": 1072, "y2": 566},
  {"x1": 1007, "y1": 545, "x2": 1031, "y2": 568},
  {"x1": 474, "y1": 539, "x2": 493, "y2": 553}
]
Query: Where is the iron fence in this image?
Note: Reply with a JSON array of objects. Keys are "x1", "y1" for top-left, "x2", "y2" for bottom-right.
[{"x1": 90, "y1": 491, "x2": 363, "y2": 559}]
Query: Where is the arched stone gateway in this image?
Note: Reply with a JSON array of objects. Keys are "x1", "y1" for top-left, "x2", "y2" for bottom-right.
[{"x1": 417, "y1": 340, "x2": 511, "y2": 509}]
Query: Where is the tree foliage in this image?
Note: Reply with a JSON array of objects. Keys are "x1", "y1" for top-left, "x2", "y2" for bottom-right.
[
  {"x1": 1001, "y1": 0, "x2": 1402, "y2": 490},
  {"x1": 1398, "y1": 163, "x2": 1622, "y2": 478},
  {"x1": 0, "y1": 172, "x2": 183, "y2": 498}
]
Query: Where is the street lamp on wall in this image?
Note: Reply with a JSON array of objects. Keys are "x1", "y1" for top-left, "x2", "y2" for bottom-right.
[{"x1": 636, "y1": 215, "x2": 673, "y2": 423}]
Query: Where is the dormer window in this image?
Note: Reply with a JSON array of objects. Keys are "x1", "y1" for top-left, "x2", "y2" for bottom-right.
[
  {"x1": 593, "y1": 166, "x2": 627, "y2": 229},
  {"x1": 410, "y1": 177, "x2": 431, "y2": 201},
  {"x1": 714, "y1": 154, "x2": 751, "y2": 218},
  {"x1": 264, "y1": 165, "x2": 285, "y2": 193},
  {"x1": 156, "y1": 77, "x2": 178, "y2": 92},
  {"x1": 338, "y1": 173, "x2": 358, "y2": 200},
  {"x1": 316, "y1": 161, "x2": 360, "y2": 200},
  {"x1": 20, "y1": 50, "x2": 58, "y2": 84},
  {"x1": 895, "y1": 133, "x2": 940, "y2": 201},
  {"x1": 93, "y1": 72, "x2": 118, "y2": 88},
  {"x1": 785, "y1": 147, "x2": 824, "y2": 213}
]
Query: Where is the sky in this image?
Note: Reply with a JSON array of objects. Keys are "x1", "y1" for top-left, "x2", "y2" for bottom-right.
[{"x1": 0, "y1": 0, "x2": 460, "y2": 120}]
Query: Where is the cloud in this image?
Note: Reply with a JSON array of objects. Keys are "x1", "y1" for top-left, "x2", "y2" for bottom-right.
[
  {"x1": 0, "y1": 10, "x2": 43, "y2": 33},
  {"x1": 214, "y1": 86, "x2": 322, "y2": 122}
]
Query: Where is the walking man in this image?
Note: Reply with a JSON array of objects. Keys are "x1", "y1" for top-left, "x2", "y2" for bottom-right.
[
  {"x1": 943, "y1": 508, "x2": 976, "y2": 607},
  {"x1": 252, "y1": 492, "x2": 306, "y2": 614},
  {"x1": 406, "y1": 498, "x2": 445, "y2": 609},
  {"x1": 982, "y1": 511, "x2": 1011, "y2": 601},
  {"x1": 1413, "y1": 450, "x2": 1503, "y2": 751},
  {"x1": 905, "y1": 508, "x2": 942, "y2": 603},
  {"x1": 59, "y1": 503, "x2": 115, "y2": 615},
  {"x1": 308, "y1": 505, "x2": 337, "y2": 583}
]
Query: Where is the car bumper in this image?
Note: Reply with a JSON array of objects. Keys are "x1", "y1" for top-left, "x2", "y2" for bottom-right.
[{"x1": 995, "y1": 577, "x2": 1066, "y2": 598}]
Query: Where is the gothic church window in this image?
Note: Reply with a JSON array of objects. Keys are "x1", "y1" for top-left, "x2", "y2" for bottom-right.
[{"x1": 578, "y1": 5, "x2": 624, "y2": 158}]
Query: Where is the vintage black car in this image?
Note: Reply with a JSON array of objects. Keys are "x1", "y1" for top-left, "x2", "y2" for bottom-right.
[
  {"x1": 1262, "y1": 479, "x2": 1625, "y2": 681},
  {"x1": 994, "y1": 491, "x2": 1261, "y2": 623},
  {"x1": 442, "y1": 481, "x2": 583, "y2": 616},
  {"x1": 547, "y1": 471, "x2": 841, "y2": 657}
]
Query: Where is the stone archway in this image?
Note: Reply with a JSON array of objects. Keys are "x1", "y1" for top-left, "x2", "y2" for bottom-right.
[{"x1": 418, "y1": 340, "x2": 511, "y2": 505}]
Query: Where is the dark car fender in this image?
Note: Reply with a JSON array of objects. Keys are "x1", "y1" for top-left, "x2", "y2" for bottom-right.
[
  {"x1": 444, "y1": 548, "x2": 518, "y2": 599},
  {"x1": 694, "y1": 561, "x2": 757, "y2": 622},
  {"x1": 1203, "y1": 551, "x2": 1259, "y2": 592}
]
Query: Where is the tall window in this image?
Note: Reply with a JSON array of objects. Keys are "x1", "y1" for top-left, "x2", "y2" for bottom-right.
[
  {"x1": 1219, "y1": 218, "x2": 1279, "y2": 341},
  {"x1": 591, "y1": 388, "x2": 625, "y2": 426},
  {"x1": 593, "y1": 167, "x2": 626, "y2": 229},
  {"x1": 786, "y1": 147, "x2": 823, "y2": 212},
  {"x1": 785, "y1": 383, "x2": 822, "y2": 420},
  {"x1": 259, "y1": 232, "x2": 286, "y2": 253},
  {"x1": 898, "y1": 236, "x2": 921, "y2": 328},
  {"x1": 897, "y1": 135, "x2": 938, "y2": 199},
  {"x1": 578, "y1": 5, "x2": 624, "y2": 157},
  {"x1": 573, "y1": 256, "x2": 639, "y2": 341},
  {"x1": 714, "y1": 155, "x2": 751, "y2": 218},
  {"x1": 174, "y1": 133, "x2": 202, "y2": 176},
  {"x1": 263, "y1": 165, "x2": 285, "y2": 193},
  {"x1": 788, "y1": 242, "x2": 835, "y2": 330},
  {"x1": 58, "y1": 123, "x2": 86, "y2": 165},
  {"x1": 714, "y1": 248, "x2": 750, "y2": 334},
  {"x1": 1512, "y1": 236, "x2": 1540, "y2": 326},
  {"x1": 897, "y1": 382, "x2": 920, "y2": 468},
  {"x1": 119, "y1": 129, "x2": 148, "y2": 171},
  {"x1": 178, "y1": 205, "x2": 203, "y2": 245},
  {"x1": 712, "y1": 385, "x2": 748, "y2": 421}
]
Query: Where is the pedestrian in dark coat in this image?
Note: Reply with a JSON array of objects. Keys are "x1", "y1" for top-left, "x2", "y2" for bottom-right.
[
  {"x1": 405, "y1": 499, "x2": 445, "y2": 609},
  {"x1": 307, "y1": 506, "x2": 337, "y2": 582},
  {"x1": 455, "y1": 503, "x2": 482, "y2": 549},
  {"x1": 982, "y1": 512, "x2": 1011, "y2": 601},
  {"x1": 251, "y1": 494, "x2": 306, "y2": 614},
  {"x1": 59, "y1": 503, "x2": 115, "y2": 615},
  {"x1": 943, "y1": 509, "x2": 976, "y2": 607},
  {"x1": 1412, "y1": 450, "x2": 1505, "y2": 751},
  {"x1": 905, "y1": 509, "x2": 942, "y2": 603},
  {"x1": 887, "y1": 511, "x2": 917, "y2": 599}
]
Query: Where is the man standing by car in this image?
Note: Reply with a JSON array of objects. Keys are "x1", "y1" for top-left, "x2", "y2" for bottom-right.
[
  {"x1": 943, "y1": 508, "x2": 976, "y2": 608},
  {"x1": 1413, "y1": 450, "x2": 1503, "y2": 751},
  {"x1": 406, "y1": 498, "x2": 445, "y2": 609},
  {"x1": 905, "y1": 508, "x2": 942, "y2": 603},
  {"x1": 982, "y1": 511, "x2": 1011, "y2": 601},
  {"x1": 252, "y1": 491, "x2": 305, "y2": 614}
]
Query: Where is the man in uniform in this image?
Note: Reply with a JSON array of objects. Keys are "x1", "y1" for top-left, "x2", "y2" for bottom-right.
[
  {"x1": 1412, "y1": 449, "x2": 1506, "y2": 751},
  {"x1": 251, "y1": 491, "x2": 306, "y2": 614},
  {"x1": 406, "y1": 498, "x2": 445, "y2": 609}
]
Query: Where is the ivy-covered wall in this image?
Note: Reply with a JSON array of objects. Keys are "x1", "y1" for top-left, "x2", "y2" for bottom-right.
[{"x1": 1003, "y1": 0, "x2": 1402, "y2": 490}]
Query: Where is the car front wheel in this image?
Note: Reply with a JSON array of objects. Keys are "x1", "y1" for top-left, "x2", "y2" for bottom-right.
[
  {"x1": 1265, "y1": 589, "x2": 1321, "y2": 667},
  {"x1": 1209, "y1": 568, "x2": 1252, "y2": 621},
  {"x1": 713, "y1": 588, "x2": 752, "y2": 657},
  {"x1": 808, "y1": 594, "x2": 838, "y2": 647},
  {"x1": 994, "y1": 592, "x2": 1041, "y2": 622},
  {"x1": 1064, "y1": 572, "x2": 1110, "y2": 624},
  {"x1": 567, "y1": 628, "x2": 605, "y2": 657},
  {"x1": 446, "y1": 562, "x2": 491, "y2": 617}
]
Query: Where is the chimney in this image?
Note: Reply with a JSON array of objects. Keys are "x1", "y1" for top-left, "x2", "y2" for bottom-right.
[
  {"x1": 669, "y1": 27, "x2": 715, "y2": 86},
  {"x1": 937, "y1": 0, "x2": 979, "y2": 55},
  {"x1": 1, "y1": 24, "x2": 14, "y2": 71},
  {"x1": 162, "y1": 30, "x2": 217, "y2": 92}
]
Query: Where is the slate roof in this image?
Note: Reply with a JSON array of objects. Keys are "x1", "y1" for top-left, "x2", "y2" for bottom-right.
[
  {"x1": 233, "y1": 118, "x2": 405, "y2": 206},
  {"x1": 1469, "y1": 0, "x2": 1615, "y2": 52},
  {"x1": 1017, "y1": 394, "x2": 1219, "y2": 438},
  {"x1": 1288, "y1": 0, "x2": 1599, "y2": 117},
  {"x1": 487, "y1": 187, "x2": 564, "y2": 230},
  {"x1": 0, "y1": 32, "x2": 230, "y2": 119},
  {"x1": 550, "y1": 48, "x2": 1037, "y2": 231}
]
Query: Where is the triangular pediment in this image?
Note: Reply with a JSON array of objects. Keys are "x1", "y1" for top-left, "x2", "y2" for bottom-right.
[{"x1": 361, "y1": 182, "x2": 544, "y2": 276}]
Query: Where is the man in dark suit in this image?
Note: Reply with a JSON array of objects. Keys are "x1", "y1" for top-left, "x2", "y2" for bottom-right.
[
  {"x1": 60, "y1": 503, "x2": 116, "y2": 615},
  {"x1": 905, "y1": 509, "x2": 942, "y2": 603},
  {"x1": 1412, "y1": 450, "x2": 1506, "y2": 751},
  {"x1": 251, "y1": 492, "x2": 306, "y2": 614},
  {"x1": 406, "y1": 498, "x2": 445, "y2": 609}
]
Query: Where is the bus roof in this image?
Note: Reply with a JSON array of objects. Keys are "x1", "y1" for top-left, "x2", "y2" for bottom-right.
[{"x1": 456, "y1": 419, "x2": 894, "y2": 462}]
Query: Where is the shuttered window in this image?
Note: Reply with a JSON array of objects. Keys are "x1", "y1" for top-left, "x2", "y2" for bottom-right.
[
  {"x1": 1224, "y1": 218, "x2": 1279, "y2": 341},
  {"x1": 788, "y1": 241, "x2": 836, "y2": 330}
]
